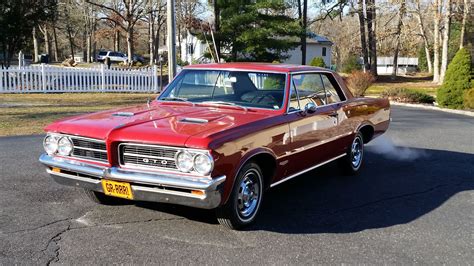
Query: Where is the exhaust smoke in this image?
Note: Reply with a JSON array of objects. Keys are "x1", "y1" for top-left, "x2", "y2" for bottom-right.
[{"x1": 366, "y1": 135, "x2": 426, "y2": 161}]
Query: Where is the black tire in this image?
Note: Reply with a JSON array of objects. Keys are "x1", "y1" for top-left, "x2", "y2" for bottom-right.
[
  {"x1": 216, "y1": 162, "x2": 264, "y2": 230},
  {"x1": 339, "y1": 132, "x2": 364, "y2": 175},
  {"x1": 82, "y1": 189, "x2": 128, "y2": 205}
]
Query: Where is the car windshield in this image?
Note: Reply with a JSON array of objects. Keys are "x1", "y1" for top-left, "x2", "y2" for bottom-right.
[{"x1": 158, "y1": 69, "x2": 287, "y2": 110}]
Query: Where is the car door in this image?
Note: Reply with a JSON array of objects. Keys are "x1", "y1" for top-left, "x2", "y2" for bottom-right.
[{"x1": 283, "y1": 72, "x2": 343, "y2": 177}]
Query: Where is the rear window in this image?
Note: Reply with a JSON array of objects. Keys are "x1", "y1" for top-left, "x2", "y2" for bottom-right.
[{"x1": 98, "y1": 51, "x2": 107, "y2": 56}]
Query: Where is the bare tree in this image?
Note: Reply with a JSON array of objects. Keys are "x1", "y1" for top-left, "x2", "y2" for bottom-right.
[
  {"x1": 392, "y1": 0, "x2": 406, "y2": 77},
  {"x1": 459, "y1": 0, "x2": 469, "y2": 48},
  {"x1": 86, "y1": 0, "x2": 150, "y2": 63},
  {"x1": 439, "y1": 0, "x2": 452, "y2": 83},
  {"x1": 432, "y1": 0, "x2": 441, "y2": 83},
  {"x1": 366, "y1": 0, "x2": 378, "y2": 76},
  {"x1": 357, "y1": 0, "x2": 369, "y2": 71},
  {"x1": 413, "y1": 0, "x2": 432, "y2": 73}
]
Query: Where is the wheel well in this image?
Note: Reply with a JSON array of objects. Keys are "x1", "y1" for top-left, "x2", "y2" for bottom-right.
[
  {"x1": 249, "y1": 153, "x2": 277, "y2": 189},
  {"x1": 359, "y1": 125, "x2": 375, "y2": 143}
]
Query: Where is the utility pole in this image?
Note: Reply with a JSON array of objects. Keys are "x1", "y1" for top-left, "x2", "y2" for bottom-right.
[{"x1": 167, "y1": 0, "x2": 177, "y2": 80}]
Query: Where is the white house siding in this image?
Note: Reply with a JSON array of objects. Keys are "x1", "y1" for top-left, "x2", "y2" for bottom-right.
[
  {"x1": 180, "y1": 33, "x2": 208, "y2": 64},
  {"x1": 283, "y1": 44, "x2": 332, "y2": 67}
]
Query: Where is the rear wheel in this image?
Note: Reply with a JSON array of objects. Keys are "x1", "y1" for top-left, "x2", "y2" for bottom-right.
[
  {"x1": 216, "y1": 162, "x2": 264, "y2": 230},
  {"x1": 82, "y1": 189, "x2": 127, "y2": 205},
  {"x1": 340, "y1": 132, "x2": 364, "y2": 175}
]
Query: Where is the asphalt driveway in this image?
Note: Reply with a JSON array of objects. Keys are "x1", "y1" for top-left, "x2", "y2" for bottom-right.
[{"x1": 0, "y1": 106, "x2": 473, "y2": 264}]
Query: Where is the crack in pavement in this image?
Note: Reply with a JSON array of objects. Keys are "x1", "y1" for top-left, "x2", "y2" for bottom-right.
[
  {"x1": 42, "y1": 223, "x2": 71, "y2": 266},
  {"x1": 3, "y1": 218, "x2": 72, "y2": 234}
]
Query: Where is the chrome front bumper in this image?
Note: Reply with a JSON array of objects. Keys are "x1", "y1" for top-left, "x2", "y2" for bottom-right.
[{"x1": 39, "y1": 154, "x2": 226, "y2": 209}]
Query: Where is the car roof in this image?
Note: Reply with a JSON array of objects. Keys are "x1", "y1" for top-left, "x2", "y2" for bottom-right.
[{"x1": 183, "y1": 62, "x2": 329, "y2": 73}]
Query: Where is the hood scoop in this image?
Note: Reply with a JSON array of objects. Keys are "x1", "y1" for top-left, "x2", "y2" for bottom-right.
[
  {"x1": 179, "y1": 117, "x2": 209, "y2": 124},
  {"x1": 112, "y1": 112, "x2": 135, "y2": 117}
]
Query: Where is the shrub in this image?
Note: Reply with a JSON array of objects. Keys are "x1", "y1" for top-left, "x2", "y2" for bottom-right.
[
  {"x1": 381, "y1": 88, "x2": 435, "y2": 104},
  {"x1": 309, "y1": 57, "x2": 325, "y2": 67},
  {"x1": 437, "y1": 48, "x2": 472, "y2": 108},
  {"x1": 346, "y1": 71, "x2": 375, "y2": 97},
  {"x1": 342, "y1": 54, "x2": 361, "y2": 73},
  {"x1": 463, "y1": 88, "x2": 474, "y2": 109}
]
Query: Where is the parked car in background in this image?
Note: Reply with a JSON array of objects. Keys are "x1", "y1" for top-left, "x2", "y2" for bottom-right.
[
  {"x1": 39, "y1": 63, "x2": 390, "y2": 229},
  {"x1": 97, "y1": 51, "x2": 127, "y2": 63}
]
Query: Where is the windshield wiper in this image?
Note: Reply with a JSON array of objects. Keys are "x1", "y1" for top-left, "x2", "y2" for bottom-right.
[
  {"x1": 160, "y1": 97, "x2": 194, "y2": 105},
  {"x1": 200, "y1": 101, "x2": 248, "y2": 111}
]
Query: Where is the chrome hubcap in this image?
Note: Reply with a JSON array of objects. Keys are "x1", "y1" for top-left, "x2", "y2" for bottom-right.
[
  {"x1": 237, "y1": 170, "x2": 261, "y2": 219},
  {"x1": 351, "y1": 136, "x2": 363, "y2": 168}
]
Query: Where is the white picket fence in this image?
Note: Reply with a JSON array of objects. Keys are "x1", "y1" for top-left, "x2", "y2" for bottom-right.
[{"x1": 0, "y1": 64, "x2": 160, "y2": 93}]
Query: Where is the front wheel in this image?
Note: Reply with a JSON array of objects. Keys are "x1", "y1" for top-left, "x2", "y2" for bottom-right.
[
  {"x1": 339, "y1": 132, "x2": 364, "y2": 175},
  {"x1": 216, "y1": 162, "x2": 264, "y2": 230}
]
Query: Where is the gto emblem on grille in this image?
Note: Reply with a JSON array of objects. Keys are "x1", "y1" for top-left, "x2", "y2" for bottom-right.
[{"x1": 142, "y1": 158, "x2": 168, "y2": 165}]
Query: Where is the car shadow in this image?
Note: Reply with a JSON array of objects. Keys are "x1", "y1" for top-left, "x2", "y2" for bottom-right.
[{"x1": 135, "y1": 147, "x2": 473, "y2": 233}]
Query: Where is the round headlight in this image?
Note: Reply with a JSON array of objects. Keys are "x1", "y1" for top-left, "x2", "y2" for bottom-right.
[
  {"x1": 57, "y1": 137, "x2": 73, "y2": 156},
  {"x1": 193, "y1": 153, "x2": 213, "y2": 175},
  {"x1": 43, "y1": 135, "x2": 59, "y2": 155},
  {"x1": 176, "y1": 151, "x2": 193, "y2": 172}
]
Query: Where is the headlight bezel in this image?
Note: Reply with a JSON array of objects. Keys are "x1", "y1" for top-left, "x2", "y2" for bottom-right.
[
  {"x1": 57, "y1": 136, "x2": 74, "y2": 156},
  {"x1": 175, "y1": 149, "x2": 214, "y2": 176},
  {"x1": 193, "y1": 153, "x2": 214, "y2": 176},
  {"x1": 43, "y1": 134, "x2": 60, "y2": 155}
]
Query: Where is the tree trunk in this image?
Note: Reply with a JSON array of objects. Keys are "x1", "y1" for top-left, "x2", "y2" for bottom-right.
[
  {"x1": 459, "y1": 0, "x2": 469, "y2": 49},
  {"x1": 415, "y1": 0, "x2": 432, "y2": 73},
  {"x1": 52, "y1": 24, "x2": 59, "y2": 61},
  {"x1": 301, "y1": 0, "x2": 307, "y2": 65},
  {"x1": 432, "y1": 0, "x2": 441, "y2": 83},
  {"x1": 67, "y1": 28, "x2": 75, "y2": 59},
  {"x1": 358, "y1": 0, "x2": 369, "y2": 71},
  {"x1": 114, "y1": 29, "x2": 120, "y2": 51},
  {"x1": 213, "y1": 0, "x2": 220, "y2": 59},
  {"x1": 33, "y1": 27, "x2": 39, "y2": 63},
  {"x1": 127, "y1": 28, "x2": 134, "y2": 63},
  {"x1": 392, "y1": 0, "x2": 405, "y2": 77},
  {"x1": 366, "y1": 0, "x2": 377, "y2": 76},
  {"x1": 41, "y1": 26, "x2": 51, "y2": 57},
  {"x1": 86, "y1": 34, "x2": 92, "y2": 63},
  {"x1": 149, "y1": 6, "x2": 155, "y2": 65},
  {"x1": 439, "y1": 0, "x2": 452, "y2": 84}
]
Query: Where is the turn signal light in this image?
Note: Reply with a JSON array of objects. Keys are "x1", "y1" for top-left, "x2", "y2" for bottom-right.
[
  {"x1": 191, "y1": 190, "x2": 205, "y2": 196},
  {"x1": 52, "y1": 167, "x2": 61, "y2": 173}
]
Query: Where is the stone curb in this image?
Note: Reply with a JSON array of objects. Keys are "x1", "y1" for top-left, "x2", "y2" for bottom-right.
[{"x1": 389, "y1": 101, "x2": 474, "y2": 117}]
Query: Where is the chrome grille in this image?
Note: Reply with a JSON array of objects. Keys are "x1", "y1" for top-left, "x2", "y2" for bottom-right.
[
  {"x1": 71, "y1": 137, "x2": 108, "y2": 162},
  {"x1": 119, "y1": 143, "x2": 179, "y2": 170}
]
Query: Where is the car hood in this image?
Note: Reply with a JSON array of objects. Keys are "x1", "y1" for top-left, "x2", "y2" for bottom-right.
[{"x1": 46, "y1": 102, "x2": 272, "y2": 148}]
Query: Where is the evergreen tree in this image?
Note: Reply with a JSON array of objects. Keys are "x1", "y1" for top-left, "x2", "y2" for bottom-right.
[
  {"x1": 437, "y1": 48, "x2": 472, "y2": 108},
  {"x1": 208, "y1": 0, "x2": 301, "y2": 62}
]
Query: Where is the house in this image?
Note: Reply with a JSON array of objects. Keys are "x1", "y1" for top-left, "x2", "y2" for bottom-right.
[
  {"x1": 376, "y1": 57, "x2": 418, "y2": 75},
  {"x1": 283, "y1": 33, "x2": 333, "y2": 67},
  {"x1": 179, "y1": 31, "x2": 333, "y2": 66}
]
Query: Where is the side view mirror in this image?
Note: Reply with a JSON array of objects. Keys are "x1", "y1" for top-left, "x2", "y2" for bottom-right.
[{"x1": 302, "y1": 102, "x2": 317, "y2": 114}]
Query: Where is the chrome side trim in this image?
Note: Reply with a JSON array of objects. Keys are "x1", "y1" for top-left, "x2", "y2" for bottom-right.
[
  {"x1": 270, "y1": 153, "x2": 346, "y2": 188},
  {"x1": 280, "y1": 132, "x2": 353, "y2": 159}
]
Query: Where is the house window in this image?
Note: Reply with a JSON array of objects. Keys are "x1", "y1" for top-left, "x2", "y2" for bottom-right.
[{"x1": 322, "y1": 47, "x2": 327, "y2": 57}]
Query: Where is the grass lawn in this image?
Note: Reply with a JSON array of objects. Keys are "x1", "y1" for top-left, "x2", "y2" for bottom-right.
[
  {"x1": 0, "y1": 93, "x2": 157, "y2": 136},
  {"x1": 365, "y1": 74, "x2": 439, "y2": 96}
]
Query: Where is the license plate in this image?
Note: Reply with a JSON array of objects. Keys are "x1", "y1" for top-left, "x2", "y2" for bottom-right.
[{"x1": 101, "y1": 179, "x2": 133, "y2": 200}]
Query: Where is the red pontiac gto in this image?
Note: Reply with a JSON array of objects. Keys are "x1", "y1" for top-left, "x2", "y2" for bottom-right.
[{"x1": 39, "y1": 63, "x2": 390, "y2": 229}]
